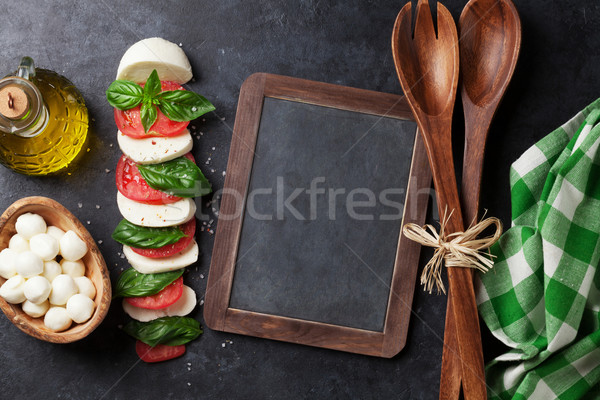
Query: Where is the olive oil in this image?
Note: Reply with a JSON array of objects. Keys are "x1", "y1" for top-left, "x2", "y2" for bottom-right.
[{"x1": 0, "y1": 59, "x2": 88, "y2": 175}]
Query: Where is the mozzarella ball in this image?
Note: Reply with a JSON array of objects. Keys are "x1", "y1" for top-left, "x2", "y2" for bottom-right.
[
  {"x1": 74, "y1": 276, "x2": 96, "y2": 299},
  {"x1": 22, "y1": 299, "x2": 49, "y2": 318},
  {"x1": 46, "y1": 226, "x2": 65, "y2": 243},
  {"x1": 44, "y1": 306, "x2": 72, "y2": 331},
  {"x1": 59, "y1": 231, "x2": 88, "y2": 261},
  {"x1": 15, "y1": 213, "x2": 47, "y2": 239},
  {"x1": 60, "y1": 259, "x2": 85, "y2": 277},
  {"x1": 49, "y1": 274, "x2": 78, "y2": 305},
  {"x1": 29, "y1": 233, "x2": 59, "y2": 261},
  {"x1": 42, "y1": 260, "x2": 62, "y2": 282},
  {"x1": 9, "y1": 234, "x2": 29, "y2": 253},
  {"x1": 0, "y1": 275, "x2": 26, "y2": 304},
  {"x1": 66, "y1": 294, "x2": 95, "y2": 323},
  {"x1": 0, "y1": 248, "x2": 17, "y2": 279},
  {"x1": 15, "y1": 251, "x2": 44, "y2": 278},
  {"x1": 23, "y1": 276, "x2": 52, "y2": 304}
]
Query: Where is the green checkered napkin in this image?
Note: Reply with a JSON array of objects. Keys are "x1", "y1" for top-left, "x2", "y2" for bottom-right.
[{"x1": 476, "y1": 98, "x2": 600, "y2": 400}]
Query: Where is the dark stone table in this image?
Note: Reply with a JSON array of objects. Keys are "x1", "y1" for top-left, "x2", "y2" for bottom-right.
[{"x1": 0, "y1": 1, "x2": 597, "y2": 398}]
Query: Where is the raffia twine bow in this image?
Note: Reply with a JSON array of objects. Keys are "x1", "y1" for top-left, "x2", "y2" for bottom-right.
[{"x1": 403, "y1": 209, "x2": 503, "y2": 294}]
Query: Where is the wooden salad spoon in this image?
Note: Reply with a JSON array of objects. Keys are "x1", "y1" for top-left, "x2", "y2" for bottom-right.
[
  {"x1": 440, "y1": 0, "x2": 521, "y2": 398},
  {"x1": 392, "y1": 0, "x2": 486, "y2": 398}
]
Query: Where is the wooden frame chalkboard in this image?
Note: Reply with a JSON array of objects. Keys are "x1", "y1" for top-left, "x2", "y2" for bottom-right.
[{"x1": 204, "y1": 73, "x2": 431, "y2": 357}]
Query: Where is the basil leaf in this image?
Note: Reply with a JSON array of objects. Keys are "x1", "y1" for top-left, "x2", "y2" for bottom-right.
[
  {"x1": 113, "y1": 268, "x2": 183, "y2": 299},
  {"x1": 137, "y1": 157, "x2": 212, "y2": 197},
  {"x1": 140, "y1": 99, "x2": 157, "y2": 133},
  {"x1": 111, "y1": 219, "x2": 186, "y2": 248},
  {"x1": 143, "y1": 69, "x2": 162, "y2": 99},
  {"x1": 124, "y1": 317, "x2": 202, "y2": 347},
  {"x1": 106, "y1": 80, "x2": 143, "y2": 110},
  {"x1": 157, "y1": 90, "x2": 215, "y2": 122}
]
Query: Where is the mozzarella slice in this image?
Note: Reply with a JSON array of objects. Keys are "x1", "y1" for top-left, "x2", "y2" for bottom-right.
[
  {"x1": 116, "y1": 37, "x2": 193, "y2": 84},
  {"x1": 117, "y1": 192, "x2": 196, "y2": 227},
  {"x1": 122, "y1": 285, "x2": 197, "y2": 322},
  {"x1": 117, "y1": 130, "x2": 193, "y2": 165},
  {"x1": 162, "y1": 285, "x2": 197, "y2": 316},
  {"x1": 123, "y1": 241, "x2": 198, "y2": 274}
]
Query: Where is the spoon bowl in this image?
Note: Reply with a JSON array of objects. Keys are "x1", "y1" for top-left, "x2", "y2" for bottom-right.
[
  {"x1": 0, "y1": 196, "x2": 111, "y2": 343},
  {"x1": 460, "y1": 0, "x2": 521, "y2": 108}
]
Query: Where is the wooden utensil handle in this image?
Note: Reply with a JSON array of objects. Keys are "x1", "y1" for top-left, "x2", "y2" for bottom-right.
[
  {"x1": 417, "y1": 119, "x2": 487, "y2": 400},
  {"x1": 440, "y1": 105, "x2": 490, "y2": 400},
  {"x1": 461, "y1": 103, "x2": 492, "y2": 224}
]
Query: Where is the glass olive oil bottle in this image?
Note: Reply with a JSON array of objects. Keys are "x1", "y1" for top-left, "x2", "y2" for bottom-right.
[{"x1": 0, "y1": 57, "x2": 88, "y2": 175}]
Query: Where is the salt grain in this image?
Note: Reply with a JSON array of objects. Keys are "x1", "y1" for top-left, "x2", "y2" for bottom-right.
[
  {"x1": 200, "y1": 299, "x2": 204, "y2": 305},
  {"x1": 105, "y1": 169, "x2": 111, "y2": 173},
  {"x1": 200, "y1": 274, "x2": 204, "y2": 279},
  {"x1": 77, "y1": 202, "x2": 83, "y2": 208},
  {"x1": 86, "y1": 221, "x2": 91, "y2": 225},
  {"x1": 98, "y1": 240, "x2": 103, "y2": 244},
  {"x1": 212, "y1": 147, "x2": 216, "y2": 150},
  {"x1": 96, "y1": 205, "x2": 101, "y2": 209}
]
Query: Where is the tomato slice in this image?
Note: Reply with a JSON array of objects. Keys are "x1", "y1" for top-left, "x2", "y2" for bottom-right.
[
  {"x1": 130, "y1": 218, "x2": 196, "y2": 258},
  {"x1": 116, "y1": 153, "x2": 196, "y2": 205},
  {"x1": 116, "y1": 155, "x2": 181, "y2": 205},
  {"x1": 136, "y1": 340, "x2": 186, "y2": 363},
  {"x1": 125, "y1": 276, "x2": 184, "y2": 309},
  {"x1": 114, "y1": 81, "x2": 190, "y2": 138}
]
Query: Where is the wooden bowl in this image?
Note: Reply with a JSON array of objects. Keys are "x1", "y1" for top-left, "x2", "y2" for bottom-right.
[{"x1": 0, "y1": 196, "x2": 111, "y2": 343}]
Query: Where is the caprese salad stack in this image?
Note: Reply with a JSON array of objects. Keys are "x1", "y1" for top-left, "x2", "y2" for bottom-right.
[{"x1": 106, "y1": 38, "x2": 214, "y2": 363}]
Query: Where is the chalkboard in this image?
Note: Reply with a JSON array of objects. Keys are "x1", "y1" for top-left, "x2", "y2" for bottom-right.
[{"x1": 205, "y1": 73, "x2": 431, "y2": 357}]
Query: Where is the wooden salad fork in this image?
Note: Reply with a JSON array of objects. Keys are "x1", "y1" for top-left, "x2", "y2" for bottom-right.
[{"x1": 391, "y1": 0, "x2": 486, "y2": 398}]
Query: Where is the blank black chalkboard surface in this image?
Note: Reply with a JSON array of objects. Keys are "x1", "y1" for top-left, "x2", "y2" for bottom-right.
[{"x1": 204, "y1": 73, "x2": 431, "y2": 357}]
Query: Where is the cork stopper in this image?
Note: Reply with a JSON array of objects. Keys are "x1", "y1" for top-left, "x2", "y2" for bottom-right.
[{"x1": 0, "y1": 85, "x2": 29, "y2": 119}]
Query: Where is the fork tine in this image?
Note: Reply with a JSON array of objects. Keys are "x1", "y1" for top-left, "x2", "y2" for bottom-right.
[
  {"x1": 414, "y1": 0, "x2": 436, "y2": 40},
  {"x1": 392, "y1": 2, "x2": 413, "y2": 47},
  {"x1": 436, "y1": 2, "x2": 458, "y2": 39}
]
